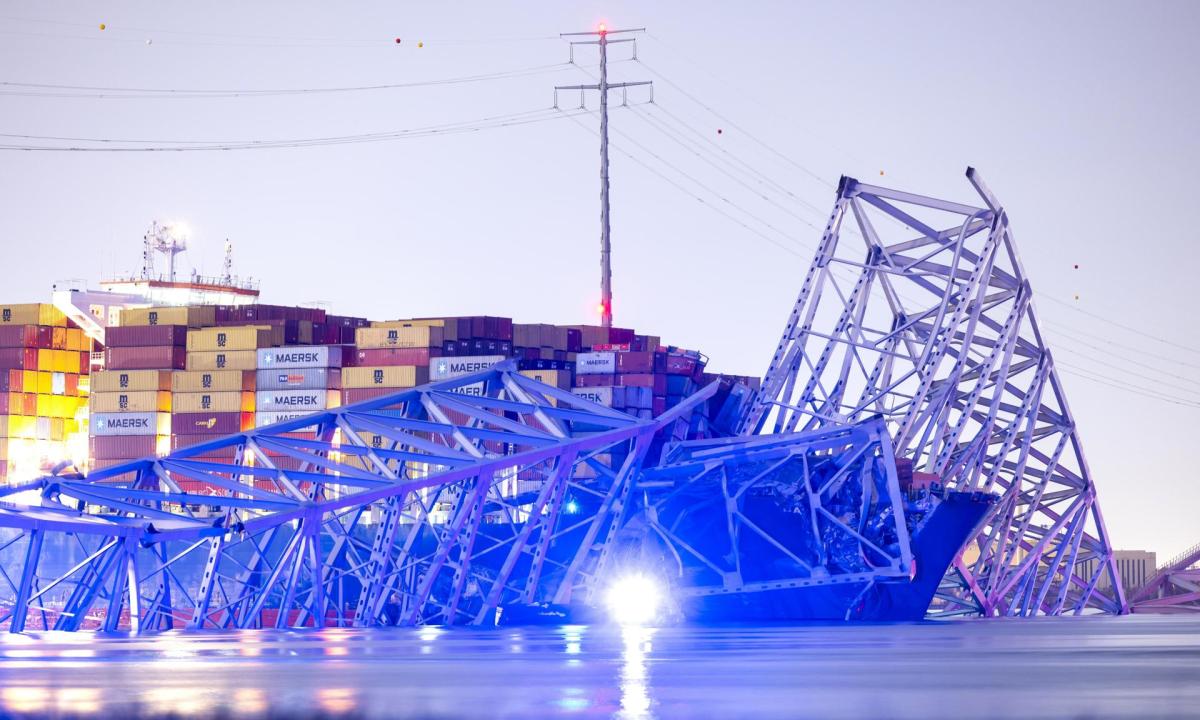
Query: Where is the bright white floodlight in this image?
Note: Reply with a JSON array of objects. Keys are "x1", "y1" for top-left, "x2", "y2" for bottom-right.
[{"x1": 604, "y1": 575, "x2": 661, "y2": 625}]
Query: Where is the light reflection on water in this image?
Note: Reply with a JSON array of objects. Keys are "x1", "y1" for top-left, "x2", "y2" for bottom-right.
[{"x1": 0, "y1": 616, "x2": 1196, "y2": 719}]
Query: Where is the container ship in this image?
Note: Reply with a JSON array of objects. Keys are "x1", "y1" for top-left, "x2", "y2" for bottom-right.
[{"x1": 0, "y1": 225, "x2": 991, "y2": 625}]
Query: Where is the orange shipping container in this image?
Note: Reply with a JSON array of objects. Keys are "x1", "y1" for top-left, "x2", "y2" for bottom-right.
[
  {"x1": 185, "y1": 351, "x2": 258, "y2": 371},
  {"x1": 173, "y1": 391, "x2": 255, "y2": 414},
  {"x1": 186, "y1": 326, "x2": 273, "y2": 352},
  {"x1": 119, "y1": 306, "x2": 217, "y2": 328},
  {"x1": 341, "y1": 365, "x2": 427, "y2": 389},
  {"x1": 0, "y1": 303, "x2": 67, "y2": 327},
  {"x1": 91, "y1": 391, "x2": 172, "y2": 413},
  {"x1": 91, "y1": 370, "x2": 173, "y2": 393}
]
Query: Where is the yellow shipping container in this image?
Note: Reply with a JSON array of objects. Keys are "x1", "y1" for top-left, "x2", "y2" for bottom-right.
[
  {"x1": 34, "y1": 372, "x2": 51, "y2": 395},
  {"x1": 341, "y1": 365, "x2": 426, "y2": 389},
  {"x1": 36, "y1": 394, "x2": 83, "y2": 419},
  {"x1": 355, "y1": 326, "x2": 443, "y2": 350},
  {"x1": 185, "y1": 350, "x2": 257, "y2": 371},
  {"x1": 173, "y1": 391, "x2": 254, "y2": 414},
  {"x1": 0, "y1": 415, "x2": 38, "y2": 440},
  {"x1": 91, "y1": 370, "x2": 173, "y2": 393},
  {"x1": 186, "y1": 326, "x2": 273, "y2": 352},
  {"x1": 171, "y1": 370, "x2": 253, "y2": 393},
  {"x1": 119, "y1": 306, "x2": 217, "y2": 328},
  {"x1": 91, "y1": 391, "x2": 172, "y2": 413},
  {"x1": 0, "y1": 303, "x2": 66, "y2": 326},
  {"x1": 519, "y1": 369, "x2": 570, "y2": 391}
]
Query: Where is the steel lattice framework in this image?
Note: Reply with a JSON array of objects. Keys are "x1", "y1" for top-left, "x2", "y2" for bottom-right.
[
  {"x1": 1129, "y1": 542, "x2": 1200, "y2": 614},
  {"x1": 0, "y1": 364, "x2": 714, "y2": 632},
  {"x1": 629, "y1": 419, "x2": 914, "y2": 609},
  {"x1": 739, "y1": 168, "x2": 1125, "y2": 616}
]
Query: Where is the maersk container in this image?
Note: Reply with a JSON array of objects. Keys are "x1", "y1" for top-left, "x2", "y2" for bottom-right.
[
  {"x1": 105, "y1": 325, "x2": 188, "y2": 348},
  {"x1": 428, "y1": 355, "x2": 505, "y2": 381},
  {"x1": 255, "y1": 367, "x2": 341, "y2": 391},
  {"x1": 255, "y1": 410, "x2": 321, "y2": 427},
  {"x1": 171, "y1": 411, "x2": 250, "y2": 436},
  {"x1": 92, "y1": 370, "x2": 173, "y2": 393},
  {"x1": 173, "y1": 391, "x2": 254, "y2": 414},
  {"x1": 571, "y1": 386, "x2": 614, "y2": 407},
  {"x1": 105, "y1": 346, "x2": 187, "y2": 371},
  {"x1": 575, "y1": 352, "x2": 616, "y2": 375},
  {"x1": 92, "y1": 412, "x2": 171, "y2": 437},
  {"x1": 256, "y1": 345, "x2": 343, "y2": 370},
  {"x1": 171, "y1": 370, "x2": 256, "y2": 393},
  {"x1": 255, "y1": 389, "x2": 332, "y2": 412},
  {"x1": 186, "y1": 350, "x2": 258, "y2": 371}
]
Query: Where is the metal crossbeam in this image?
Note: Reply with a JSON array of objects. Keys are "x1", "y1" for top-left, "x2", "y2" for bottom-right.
[
  {"x1": 739, "y1": 168, "x2": 1125, "y2": 617},
  {"x1": 0, "y1": 364, "x2": 712, "y2": 632}
]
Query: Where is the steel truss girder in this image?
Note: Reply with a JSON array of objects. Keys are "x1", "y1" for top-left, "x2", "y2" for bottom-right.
[
  {"x1": 1129, "y1": 541, "x2": 1200, "y2": 614},
  {"x1": 630, "y1": 418, "x2": 914, "y2": 610},
  {"x1": 0, "y1": 364, "x2": 713, "y2": 632},
  {"x1": 740, "y1": 168, "x2": 1125, "y2": 617}
]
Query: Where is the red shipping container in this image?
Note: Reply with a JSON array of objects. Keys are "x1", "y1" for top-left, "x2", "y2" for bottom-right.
[
  {"x1": 0, "y1": 348, "x2": 38, "y2": 370},
  {"x1": 652, "y1": 396, "x2": 667, "y2": 416},
  {"x1": 616, "y1": 351, "x2": 656, "y2": 373},
  {"x1": 37, "y1": 326, "x2": 54, "y2": 349},
  {"x1": 172, "y1": 411, "x2": 252, "y2": 436},
  {"x1": 65, "y1": 373, "x2": 80, "y2": 396},
  {"x1": 664, "y1": 355, "x2": 700, "y2": 376},
  {"x1": 355, "y1": 347, "x2": 439, "y2": 367},
  {"x1": 91, "y1": 435, "x2": 158, "y2": 460},
  {"x1": 105, "y1": 346, "x2": 187, "y2": 370},
  {"x1": 617, "y1": 373, "x2": 668, "y2": 395},
  {"x1": 171, "y1": 433, "x2": 239, "y2": 458},
  {"x1": 0, "y1": 325, "x2": 38, "y2": 348},
  {"x1": 575, "y1": 374, "x2": 615, "y2": 388},
  {"x1": 106, "y1": 325, "x2": 188, "y2": 348},
  {"x1": 0, "y1": 369, "x2": 22, "y2": 391},
  {"x1": 89, "y1": 458, "x2": 145, "y2": 473},
  {"x1": 341, "y1": 387, "x2": 408, "y2": 405}
]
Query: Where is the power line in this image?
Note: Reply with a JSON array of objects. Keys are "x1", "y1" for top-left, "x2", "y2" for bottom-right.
[
  {"x1": 1057, "y1": 363, "x2": 1200, "y2": 411},
  {"x1": 557, "y1": 107, "x2": 807, "y2": 260},
  {"x1": 1040, "y1": 294, "x2": 1200, "y2": 357},
  {"x1": 1043, "y1": 320, "x2": 1200, "y2": 371},
  {"x1": 1044, "y1": 327, "x2": 1200, "y2": 390},
  {"x1": 0, "y1": 107, "x2": 582, "y2": 152},
  {"x1": 0, "y1": 62, "x2": 582, "y2": 99}
]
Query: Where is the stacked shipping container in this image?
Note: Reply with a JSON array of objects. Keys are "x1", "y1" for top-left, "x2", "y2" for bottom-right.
[{"x1": 0, "y1": 303, "x2": 91, "y2": 480}]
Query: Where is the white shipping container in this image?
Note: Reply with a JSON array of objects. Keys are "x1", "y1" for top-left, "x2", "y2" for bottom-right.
[
  {"x1": 572, "y1": 386, "x2": 614, "y2": 407},
  {"x1": 257, "y1": 345, "x2": 343, "y2": 369},
  {"x1": 446, "y1": 382, "x2": 486, "y2": 397},
  {"x1": 92, "y1": 412, "x2": 171, "y2": 437},
  {"x1": 575, "y1": 352, "x2": 616, "y2": 375},
  {"x1": 255, "y1": 410, "x2": 321, "y2": 427},
  {"x1": 428, "y1": 355, "x2": 506, "y2": 381},
  {"x1": 255, "y1": 368, "x2": 341, "y2": 391},
  {"x1": 255, "y1": 389, "x2": 330, "y2": 412}
]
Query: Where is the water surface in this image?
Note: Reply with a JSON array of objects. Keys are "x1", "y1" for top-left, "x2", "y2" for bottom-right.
[{"x1": 0, "y1": 615, "x2": 1196, "y2": 719}]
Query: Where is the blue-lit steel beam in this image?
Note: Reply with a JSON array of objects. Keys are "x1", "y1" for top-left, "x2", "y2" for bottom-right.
[
  {"x1": 0, "y1": 364, "x2": 713, "y2": 632},
  {"x1": 739, "y1": 168, "x2": 1125, "y2": 617}
]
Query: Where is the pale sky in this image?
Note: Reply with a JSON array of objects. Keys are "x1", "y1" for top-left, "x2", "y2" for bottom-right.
[{"x1": 1, "y1": 1, "x2": 1197, "y2": 560}]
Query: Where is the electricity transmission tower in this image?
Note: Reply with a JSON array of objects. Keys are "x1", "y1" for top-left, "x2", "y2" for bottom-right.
[{"x1": 556, "y1": 25, "x2": 652, "y2": 329}]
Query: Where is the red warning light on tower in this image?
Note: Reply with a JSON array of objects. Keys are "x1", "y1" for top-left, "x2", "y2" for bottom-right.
[{"x1": 598, "y1": 23, "x2": 607, "y2": 34}]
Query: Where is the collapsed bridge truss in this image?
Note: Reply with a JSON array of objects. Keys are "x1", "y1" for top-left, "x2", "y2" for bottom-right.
[
  {"x1": 739, "y1": 168, "x2": 1125, "y2": 616},
  {"x1": 0, "y1": 366, "x2": 712, "y2": 632}
]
